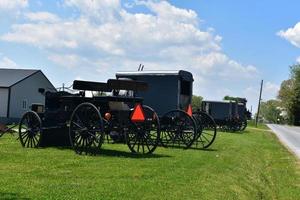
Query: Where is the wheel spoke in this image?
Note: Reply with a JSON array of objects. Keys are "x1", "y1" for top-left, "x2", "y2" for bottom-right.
[{"x1": 201, "y1": 133, "x2": 210, "y2": 143}]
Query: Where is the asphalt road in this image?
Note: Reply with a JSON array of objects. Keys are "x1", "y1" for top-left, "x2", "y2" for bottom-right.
[{"x1": 267, "y1": 124, "x2": 300, "y2": 159}]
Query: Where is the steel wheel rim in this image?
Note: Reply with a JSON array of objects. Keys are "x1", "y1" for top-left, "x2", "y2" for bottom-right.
[
  {"x1": 193, "y1": 112, "x2": 217, "y2": 149},
  {"x1": 127, "y1": 106, "x2": 160, "y2": 154},
  {"x1": 19, "y1": 112, "x2": 41, "y2": 148},
  {"x1": 70, "y1": 103, "x2": 103, "y2": 155},
  {"x1": 160, "y1": 110, "x2": 196, "y2": 149}
]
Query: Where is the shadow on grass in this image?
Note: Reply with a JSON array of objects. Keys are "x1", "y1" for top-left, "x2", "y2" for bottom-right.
[
  {"x1": 41, "y1": 146, "x2": 171, "y2": 159},
  {"x1": 157, "y1": 144, "x2": 218, "y2": 152},
  {"x1": 0, "y1": 192, "x2": 30, "y2": 200},
  {"x1": 219, "y1": 130, "x2": 248, "y2": 134},
  {"x1": 96, "y1": 148, "x2": 171, "y2": 159},
  {"x1": 188, "y1": 147, "x2": 218, "y2": 151}
]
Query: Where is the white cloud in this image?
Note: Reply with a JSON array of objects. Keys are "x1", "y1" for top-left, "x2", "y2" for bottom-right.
[
  {"x1": 0, "y1": 56, "x2": 19, "y2": 68},
  {"x1": 0, "y1": 0, "x2": 261, "y2": 108},
  {"x1": 137, "y1": 0, "x2": 198, "y2": 24},
  {"x1": 0, "y1": 0, "x2": 28, "y2": 11},
  {"x1": 278, "y1": 22, "x2": 300, "y2": 48},
  {"x1": 297, "y1": 56, "x2": 300, "y2": 64},
  {"x1": 48, "y1": 54, "x2": 81, "y2": 68},
  {"x1": 1, "y1": 22, "x2": 78, "y2": 49},
  {"x1": 64, "y1": 0, "x2": 121, "y2": 23},
  {"x1": 263, "y1": 81, "x2": 280, "y2": 100},
  {"x1": 25, "y1": 12, "x2": 60, "y2": 23}
]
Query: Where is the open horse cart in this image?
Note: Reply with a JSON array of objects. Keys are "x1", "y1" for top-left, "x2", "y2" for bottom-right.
[
  {"x1": 201, "y1": 99, "x2": 251, "y2": 132},
  {"x1": 116, "y1": 70, "x2": 217, "y2": 149},
  {"x1": 18, "y1": 79, "x2": 160, "y2": 154}
]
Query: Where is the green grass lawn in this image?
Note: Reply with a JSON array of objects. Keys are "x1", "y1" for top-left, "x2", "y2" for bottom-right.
[{"x1": 0, "y1": 125, "x2": 299, "y2": 200}]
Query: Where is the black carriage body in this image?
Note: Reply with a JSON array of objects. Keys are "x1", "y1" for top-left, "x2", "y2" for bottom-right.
[
  {"x1": 116, "y1": 70, "x2": 194, "y2": 116},
  {"x1": 115, "y1": 70, "x2": 216, "y2": 149},
  {"x1": 202, "y1": 100, "x2": 249, "y2": 131},
  {"x1": 32, "y1": 80, "x2": 145, "y2": 147},
  {"x1": 237, "y1": 103, "x2": 247, "y2": 121},
  {"x1": 202, "y1": 100, "x2": 238, "y2": 124}
]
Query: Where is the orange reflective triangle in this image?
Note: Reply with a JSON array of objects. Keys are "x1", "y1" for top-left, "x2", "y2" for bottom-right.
[
  {"x1": 186, "y1": 104, "x2": 193, "y2": 117},
  {"x1": 131, "y1": 104, "x2": 145, "y2": 122}
]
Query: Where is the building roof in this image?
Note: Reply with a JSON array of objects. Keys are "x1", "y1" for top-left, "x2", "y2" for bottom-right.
[
  {"x1": 116, "y1": 70, "x2": 194, "y2": 81},
  {"x1": 0, "y1": 68, "x2": 39, "y2": 87}
]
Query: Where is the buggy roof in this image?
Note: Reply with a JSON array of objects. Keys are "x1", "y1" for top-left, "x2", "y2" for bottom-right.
[
  {"x1": 116, "y1": 70, "x2": 194, "y2": 82},
  {"x1": 73, "y1": 80, "x2": 110, "y2": 92},
  {"x1": 107, "y1": 79, "x2": 148, "y2": 91},
  {"x1": 202, "y1": 100, "x2": 236, "y2": 104},
  {"x1": 73, "y1": 79, "x2": 148, "y2": 92}
]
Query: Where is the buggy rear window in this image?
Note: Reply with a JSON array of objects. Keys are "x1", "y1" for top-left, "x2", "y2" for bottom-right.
[{"x1": 180, "y1": 80, "x2": 191, "y2": 96}]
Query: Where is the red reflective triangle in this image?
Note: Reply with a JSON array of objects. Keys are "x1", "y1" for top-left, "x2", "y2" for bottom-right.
[
  {"x1": 131, "y1": 104, "x2": 145, "y2": 122},
  {"x1": 186, "y1": 104, "x2": 193, "y2": 117}
]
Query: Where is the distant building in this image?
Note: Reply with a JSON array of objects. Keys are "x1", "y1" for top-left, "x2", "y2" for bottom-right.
[{"x1": 0, "y1": 68, "x2": 56, "y2": 123}]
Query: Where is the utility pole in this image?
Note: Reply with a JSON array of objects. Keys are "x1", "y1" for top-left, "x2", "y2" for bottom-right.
[{"x1": 256, "y1": 80, "x2": 264, "y2": 127}]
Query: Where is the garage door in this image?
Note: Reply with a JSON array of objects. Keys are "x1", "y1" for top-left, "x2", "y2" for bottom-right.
[{"x1": 0, "y1": 88, "x2": 8, "y2": 117}]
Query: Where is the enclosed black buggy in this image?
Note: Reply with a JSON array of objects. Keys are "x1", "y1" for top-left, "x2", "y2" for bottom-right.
[
  {"x1": 116, "y1": 70, "x2": 217, "y2": 149},
  {"x1": 18, "y1": 79, "x2": 160, "y2": 155}
]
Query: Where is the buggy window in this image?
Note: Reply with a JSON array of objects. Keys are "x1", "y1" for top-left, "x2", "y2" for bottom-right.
[{"x1": 180, "y1": 80, "x2": 191, "y2": 96}]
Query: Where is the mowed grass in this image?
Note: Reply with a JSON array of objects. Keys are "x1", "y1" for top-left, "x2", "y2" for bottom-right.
[{"x1": 0, "y1": 125, "x2": 299, "y2": 200}]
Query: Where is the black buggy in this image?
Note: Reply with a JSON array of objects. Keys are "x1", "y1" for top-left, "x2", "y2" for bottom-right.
[
  {"x1": 18, "y1": 79, "x2": 160, "y2": 155},
  {"x1": 116, "y1": 70, "x2": 217, "y2": 149},
  {"x1": 201, "y1": 99, "x2": 251, "y2": 132}
]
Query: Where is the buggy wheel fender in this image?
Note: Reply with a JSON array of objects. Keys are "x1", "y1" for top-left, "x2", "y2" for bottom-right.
[
  {"x1": 126, "y1": 105, "x2": 160, "y2": 154},
  {"x1": 192, "y1": 111, "x2": 217, "y2": 149},
  {"x1": 69, "y1": 102, "x2": 104, "y2": 155},
  {"x1": 18, "y1": 111, "x2": 42, "y2": 148},
  {"x1": 160, "y1": 109, "x2": 197, "y2": 149}
]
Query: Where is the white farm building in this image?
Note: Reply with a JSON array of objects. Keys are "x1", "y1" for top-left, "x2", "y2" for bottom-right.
[{"x1": 0, "y1": 68, "x2": 56, "y2": 123}]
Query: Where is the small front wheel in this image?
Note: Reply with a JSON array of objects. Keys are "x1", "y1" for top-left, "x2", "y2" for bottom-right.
[
  {"x1": 19, "y1": 111, "x2": 42, "y2": 148},
  {"x1": 193, "y1": 111, "x2": 217, "y2": 149},
  {"x1": 160, "y1": 110, "x2": 197, "y2": 149}
]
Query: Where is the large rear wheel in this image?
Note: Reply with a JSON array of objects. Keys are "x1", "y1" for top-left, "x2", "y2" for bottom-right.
[{"x1": 127, "y1": 105, "x2": 160, "y2": 154}]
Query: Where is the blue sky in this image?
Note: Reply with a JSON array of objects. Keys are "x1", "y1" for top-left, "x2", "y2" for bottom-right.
[{"x1": 1, "y1": 0, "x2": 300, "y2": 112}]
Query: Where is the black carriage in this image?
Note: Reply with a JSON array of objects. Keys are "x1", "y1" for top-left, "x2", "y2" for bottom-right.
[
  {"x1": 201, "y1": 99, "x2": 250, "y2": 132},
  {"x1": 116, "y1": 70, "x2": 217, "y2": 149},
  {"x1": 18, "y1": 79, "x2": 160, "y2": 154}
]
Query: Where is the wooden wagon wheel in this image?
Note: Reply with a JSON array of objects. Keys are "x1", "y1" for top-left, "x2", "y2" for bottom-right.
[
  {"x1": 193, "y1": 111, "x2": 217, "y2": 149},
  {"x1": 160, "y1": 110, "x2": 196, "y2": 149},
  {"x1": 18, "y1": 111, "x2": 42, "y2": 148},
  {"x1": 69, "y1": 102, "x2": 104, "y2": 155},
  {"x1": 126, "y1": 105, "x2": 160, "y2": 154}
]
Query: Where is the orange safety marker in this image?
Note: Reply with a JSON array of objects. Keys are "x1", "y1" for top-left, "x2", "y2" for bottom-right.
[
  {"x1": 131, "y1": 104, "x2": 145, "y2": 122},
  {"x1": 186, "y1": 104, "x2": 193, "y2": 117}
]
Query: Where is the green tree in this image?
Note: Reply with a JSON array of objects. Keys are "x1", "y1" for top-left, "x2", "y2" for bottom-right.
[
  {"x1": 223, "y1": 96, "x2": 247, "y2": 103},
  {"x1": 192, "y1": 95, "x2": 203, "y2": 111},
  {"x1": 278, "y1": 64, "x2": 300, "y2": 125},
  {"x1": 278, "y1": 79, "x2": 294, "y2": 124},
  {"x1": 260, "y1": 100, "x2": 282, "y2": 123}
]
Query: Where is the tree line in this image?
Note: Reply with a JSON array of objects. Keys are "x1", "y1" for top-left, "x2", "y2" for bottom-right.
[{"x1": 260, "y1": 64, "x2": 300, "y2": 125}]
